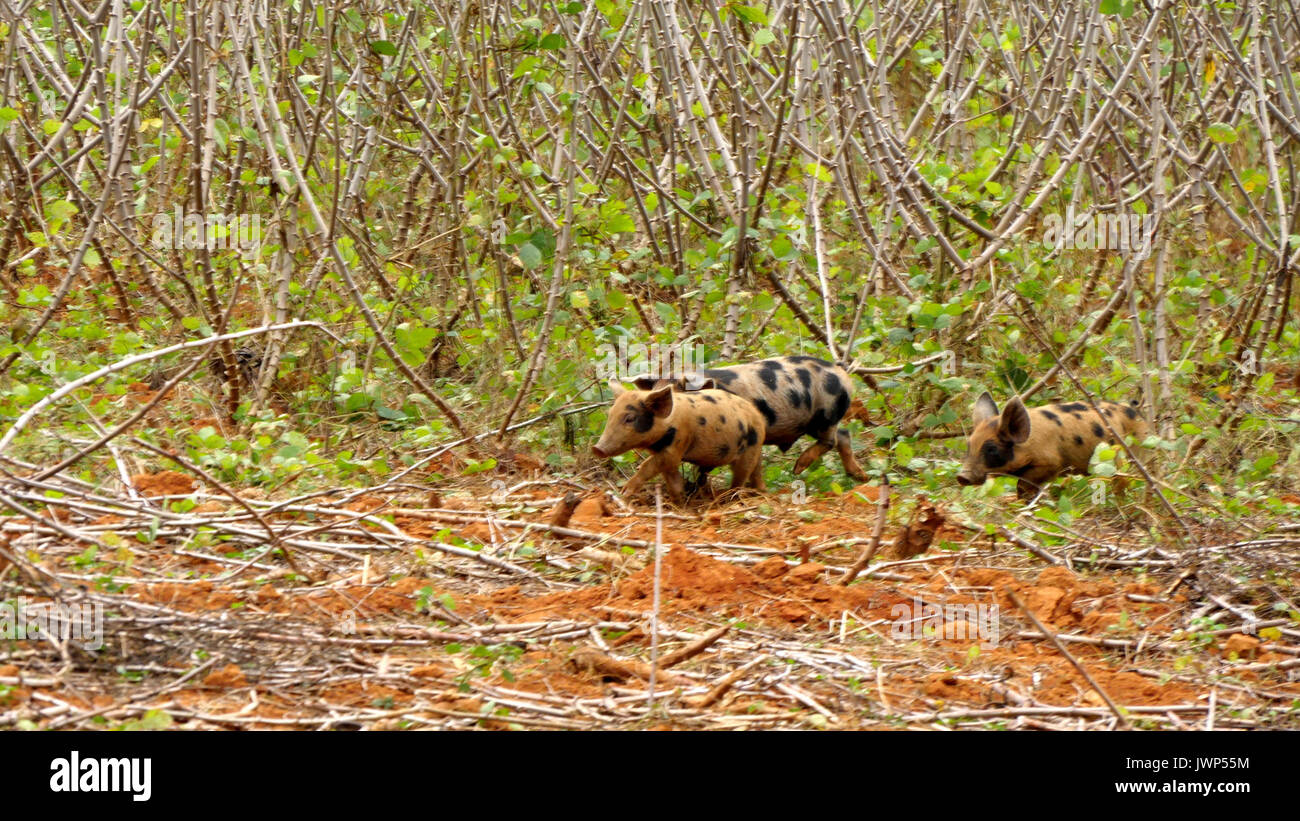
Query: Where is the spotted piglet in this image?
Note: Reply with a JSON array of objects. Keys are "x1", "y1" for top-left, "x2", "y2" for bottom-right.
[
  {"x1": 592, "y1": 381, "x2": 766, "y2": 504},
  {"x1": 635, "y1": 356, "x2": 866, "y2": 480},
  {"x1": 956, "y1": 392, "x2": 1148, "y2": 500}
]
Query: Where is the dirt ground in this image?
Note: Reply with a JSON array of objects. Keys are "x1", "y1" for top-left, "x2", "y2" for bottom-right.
[{"x1": 1, "y1": 462, "x2": 1297, "y2": 730}]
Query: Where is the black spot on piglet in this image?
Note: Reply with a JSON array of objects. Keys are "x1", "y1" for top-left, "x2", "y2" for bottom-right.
[
  {"x1": 823, "y1": 371, "x2": 842, "y2": 397},
  {"x1": 650, "y1": 427, "x2": 677, "y2": 452},
  {"x1": 633, "y1": 405, "x2": 654, "y2": 433}
]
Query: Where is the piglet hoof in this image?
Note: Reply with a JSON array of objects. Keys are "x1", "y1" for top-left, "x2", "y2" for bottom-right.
[{"x1": 687, "y1": 483, "x2": 716, "y2": 501}]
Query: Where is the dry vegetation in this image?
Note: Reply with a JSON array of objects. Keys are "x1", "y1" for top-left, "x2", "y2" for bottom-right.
[{"x1": 0, "y1": 0, "x2": 1298, "y2": 729}]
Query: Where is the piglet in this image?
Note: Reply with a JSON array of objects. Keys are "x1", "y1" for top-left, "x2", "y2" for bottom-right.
[
  {"x1": 956, "y1": 392, "x2": 1148, "y2": 500},
  {"x1": 592, "y1": 381, "x2": 766, "y2": 503},
  {"x1": 633, "y1": 356, "x2": 866, "y2": 480}
]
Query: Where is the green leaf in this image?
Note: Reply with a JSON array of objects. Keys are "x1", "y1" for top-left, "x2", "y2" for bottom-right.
[
  {"x1": 461, "y1": 458, "x2": 498, "y2": 476},
  {"x1": 770, "y1": 234, "x2": 795, "y2": 260},
  {"x1": 1207, "y1": 122, "x2": 1237, "y2": 144},
  {"x1": 370, "y1": 40, "x2": 398, "y2": 56},
  {"x1": 539, "y1": 33, "x2": 566, "y2": 50},
  {"x1": 1253, "y1": 451, "x2": 1278, "y2": 472},
  {"x1": 116, "y1": 709, "x2": 173, "y2": 731},
  {"x1": 517, "y1": 242, "x2": 543, "y2": 269},
  {"x1": 45, "y1": 200, "x2": 78, "y2": 222},
  {"x1": 603, "y1": 213, "x2": 635, "y2": 234},
  {"x1": 731, "y1": 4, "x2": 767, "y2": 25}
]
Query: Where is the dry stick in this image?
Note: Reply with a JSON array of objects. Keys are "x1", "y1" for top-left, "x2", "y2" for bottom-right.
[
  {"x1": 657, "y1": 625, "x2": 731, "y2": 669},
  {"x1": 0, "y1": 485, "x2": 113, "y2": 556},
  {"x1": 901, "y1": 705, "x2": 1211, "y2": 724},
  {"x1": 1004, "y1": 587, "x2": 1130, "y2": 729},
  {"x1": 840, "y1": 480, "x2": 890, "y2": 585},
  {"x1": 546, "y1": 492, "x2": 582, "y2": 531},
  {"x1": 691, "y1": 653, "x2": 768, "y2": 709},
  {"x1": 494, "y1": 12, "x2": 587, "y2": 440},
  {"x1": 566, "y1": 647, "x2": 691, "y2": 686},
  {"x1": 390, "y1": 505, "x2": 653, "y2": 545},
  {"x1": 648, "y1": 486, "x2": 664, "y2": 709},
  {"x1": 997, "y1": 525, "x2": 1062, "y2": 566},
  {"x1": 1147, "y1": 30, "x2": 1174, "y2": 434}
]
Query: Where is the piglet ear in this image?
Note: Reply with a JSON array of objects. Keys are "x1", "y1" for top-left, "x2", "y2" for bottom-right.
[
  {"x1": 607, "y1": 379, "x2": 627, "y2": 397},
  {"x1": 693, "y1": 377, "x2": 717, "y2": 391},
  {"x1": 631, "y1": 376, "x2": 659, "y2": 391},
  {"x1": 645, "y1": 384, "x2": 675, "y2": 418},
  {"x1": 680, "y1": 373, "x2": 710, "y2": 391},
  {"x1": 973, "y1": 391, "x2": 999, "y2": 424},
  {"x1": 999, "y1": 396, "x2": 1032, "y2": 443}
]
